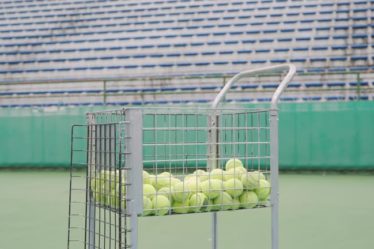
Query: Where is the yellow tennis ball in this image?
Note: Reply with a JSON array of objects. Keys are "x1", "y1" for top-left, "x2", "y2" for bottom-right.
[
  {"x1": 225, "y1": 158, "x2": 244, "y2": 171},
  {"x1": 143, "y1": 184, "x2": 156, "y2": 198},
  {"x1": 239, "y1": 191, "x2": 258, "y2": 208},
  {"x1": 184, "y1": 179, "x2": 202, "y2": 193},
  {"x1": 213, "y1": 192, "x2": 233, "y2": 211},
  {"x1": 192, "y1": 169, "x2": 209, "y2": 181},
  {"x1": 255, "y1": 179, "x2": 271, "y2": 201},
  {"x1": 154, "y1": 172, "x2": 172, "y2": 190},
  {"x1": 157, "y1": 187, "x2": 173, "y2": 201},
  {"x1": 224, "y1": 167, "x2": 247, "y2": 181},
  {"x1": 232, "y1": 198, "x2": 241, "y2": 210},
  {"x1": 172, "y1": 181, "x2": 191, "y2": 202},
  {"x1": 189, "y1": 193, "x2": 208, "y2": 213},
  {"x1": 184, "y1": 174, "x2": 200, "y2": 183},
  {"x1": 241, "y1": 171, "x2": 266, "y2": 190},
  {"x1": 223, "y1": 178, "x2": 244, "y2": 198},
  {"x1": 148, "y1": 174, "x2": 156, "y2": 187},
  {"x1": 203, "y1": 199, "x2": 215, "y2": 212},
  {"x1": 152, "y1": 195, "x2": 171, "y2": 216},
  {"x1": 170, "y1": 177, "x2": 182, "y2": 187},
  {"x1": 172, "y1": 199, "x2": 190, "y2": 214},
  {"x1": 209, "y1": 168, "x2": 225, "y2": 181},
  {"x1": 143, "y1": 170, "x2": 151, "y2": 184},
  {"x1": 143, "y1": 196, "x2": 153, "y2": 216},
  {"x1": 200, "y1": 179, "x2": 224, "y2": 199}
]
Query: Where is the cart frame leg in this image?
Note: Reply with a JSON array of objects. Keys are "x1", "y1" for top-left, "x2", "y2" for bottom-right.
[
  {"x1": 270, "y1": 110, "x2": 279, "y2": 249},
  {"x1": 88, "y1": 200, "x2": 96, "y2": 249},
  {"x1": 212, "y1": 212, "x2": 217, "y2": 249},
  {"x1": 125, "y1": 109, "x2": 144, "y2": 249}
]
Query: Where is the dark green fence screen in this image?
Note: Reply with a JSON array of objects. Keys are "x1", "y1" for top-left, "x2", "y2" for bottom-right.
[{"x1": 0, "y1": 102, "x2": 373, "y2": 170}]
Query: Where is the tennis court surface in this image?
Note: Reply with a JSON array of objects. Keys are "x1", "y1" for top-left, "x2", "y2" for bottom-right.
[{"x1": 0, "y1": 170, "x2": 373, "y2": 249}]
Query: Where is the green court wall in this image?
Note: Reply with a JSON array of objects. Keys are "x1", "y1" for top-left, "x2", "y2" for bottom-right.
[{"x1": 0, "y1": 102, "x2": 373, "y2": 170}]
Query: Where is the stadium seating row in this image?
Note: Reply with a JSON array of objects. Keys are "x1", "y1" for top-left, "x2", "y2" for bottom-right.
[
  {"x1": 0, "y1": 95, "x2": 371, "y2": 108},
  {"x1": 1, "y1": 0, "x2": 370, "y2": 16},
  {"x1": 0, "y1": 51, "x2": 372, "y2": 67},
  {"x1": 1, "y1": 33, "x2": 370, "y2": 49},
  {"x1": 2, "y1": 10, "x2": 371, "y2": 34},
  {"x1": 0, "y1": 80, "x2": 370, "y2": 96},
  {"x1": 0, "y1": 2, "x2": 369, "y2": 26},
  {"x1": 1, "y1": 43, "x2": 371, "y2": 59},
  {"x1": 2, "y1": 12, "x2": 372, "y2": 40},
  {"x1": 1, "y1": 60, "x2": 373, "y2": 75}
]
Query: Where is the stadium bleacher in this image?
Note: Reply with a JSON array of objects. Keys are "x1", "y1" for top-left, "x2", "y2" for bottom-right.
[{"x1": 0, "y1": 0, "x2": 373, "y2": 107}]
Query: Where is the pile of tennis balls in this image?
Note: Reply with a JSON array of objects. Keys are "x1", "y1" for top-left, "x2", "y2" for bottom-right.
[
  {"x1": 90, "y1": 170, "x2": 126, "y2": 209},
  {"x1": 90, "y1": 158, "x2": 271, "y2": 216},
  {"x1": 142, "y1": 158, "x2": 271, "y2": 216}
]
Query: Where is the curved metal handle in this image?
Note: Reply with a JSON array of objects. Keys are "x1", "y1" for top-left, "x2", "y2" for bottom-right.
[{"x1": 211, "y1": 64, "x2": 296, "y2": 109}]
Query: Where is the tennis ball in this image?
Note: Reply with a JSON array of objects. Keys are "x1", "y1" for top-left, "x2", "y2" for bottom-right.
[
  {"x1": 232, "y1": 198, "x2": 241, "y2": 210},
  {"x1": 172, "y1": 181, "x2": 191, "y2": 202},
  {"x1": 92, "y1": 181, "x2": 105, "y2": 204},
  {"x1": 157, "y1": 187, "x2": 173, "y2": 201},
  {"x1": 239, "y1": 191, "x2": 258, "y2": 208},
  {"x1": 189, "y1": 193, "x2": 208, "y2": 213},
  {"x1": 184, "y1": 179, "x2": 202, "y2": 193},
  {"x1": 161, "y1": 171, "x2": 172, "y2": 176},
  {"x1": 241, "y1": 171, "x2": 266, "y2": 190},
  {"x1": 118, "y1": 185, "x2": 127, "y2": 208},
  {"x1": 223, "y1": 178, "x2": 244, "y2": 198},
  {"x1": 184, "y1": 174, "x2": 200, "y2": 183},
  {"x1": 193, "y1": 169, "x2": 209, "y2": 181},
  {"x1": 209, "y1": 168, "x2": 225, "y2": 181},
  {"x1": 224, "y1": 167, "x2": 247, "y2": 181},
  {"x1": 200, "y1": 179, "x2": 224, "y2": 199},
  {"x1": 152, "y1": 195, "x2": 171, "y2": 216},
  {"x1": 143, "y1": 170, "x2": 151, "y2": 184},
  {"x1": 143, "y1": 184, "x2": 156, "y2": 198},
  {"x1": 225, "y1": 158, "x2": 244, "y2": 170},
  {"x1": 170, "y1": 177, "x2": 182, "y2": 187},
  {"x1": 108, "y1": 189, "x2": 118, "y2": 208},
  {"x1": 99, "y1": 170, "x2": 116, "y2": 193},
  {"x1": 255, "y1": 179, "x2": 271, "y2": 201},
  {"x1": 203, "y1": 199, "x2": 215, "y2": 212},
  {"x1": 108, "y1": 184, "x2": 126, "y2": 209},
  {"x1": 154, "y1": 173, "x2": 172, "y2": 190},
  {"x1": 90, "y1": 177, "x2": 101, "y2": 201},
  {"x1": 172, "y1": 199, "x2": 190, "y2": 214},
  {"x1": 143, "y1": 196, "x2": 153, "y2": 216},
  {"x1": 148, "y1": 174, "x2": 156, "y2": 187},
  {"x1": 213, "y1": 192, "x2": 233, "y2": 211}
]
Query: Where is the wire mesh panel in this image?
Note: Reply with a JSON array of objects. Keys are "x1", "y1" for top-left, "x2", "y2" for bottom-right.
[
  {"x1": 68, "y1": 109, "x2": 139, "y2": 249},
  {"x1": 141, "y1": 107, "x2": 271, "y2": 214},
  {"x1": 68, "y1": 106, "x2": 272, "y2": 249}
]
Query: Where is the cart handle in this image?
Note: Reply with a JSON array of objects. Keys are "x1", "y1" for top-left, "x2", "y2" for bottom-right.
[{"x1": 211, "y1": 64, "x2": 296, "y2": 109}]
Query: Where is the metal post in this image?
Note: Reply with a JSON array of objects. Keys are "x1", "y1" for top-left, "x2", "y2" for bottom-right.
[
  {"x1": 88, "y1": 201, "x2": 96, "y2": 249},
  {"x1": 125, "y1": 109, "x2": 144, "y2": 249},
  {"x1": 270, "y1": 109, "x2": 279, "y2": 249},
  {"x1": 208, "y1": 112, "x2": 219, "y2": 249},
  {"x1": 212, "y1": 212, "x2": 218, "y2": 249},
  {"x1": 86, "y1": 120, "x2": 96, "y2": 249}
]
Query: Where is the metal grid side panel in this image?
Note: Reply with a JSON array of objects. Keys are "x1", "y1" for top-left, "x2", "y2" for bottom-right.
[
  {"x1": 141, "y1": 108, "x2": 271, "y2": 215},
  {"x1": 84, "y1": 115, "x2": 131, "y2": 249},
  {"x1": 67, "y1": 125, "x2": 89, "y2": 249},
  {"x1": 79, "y1": 107, "x2": 272, "y2": 233}
]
